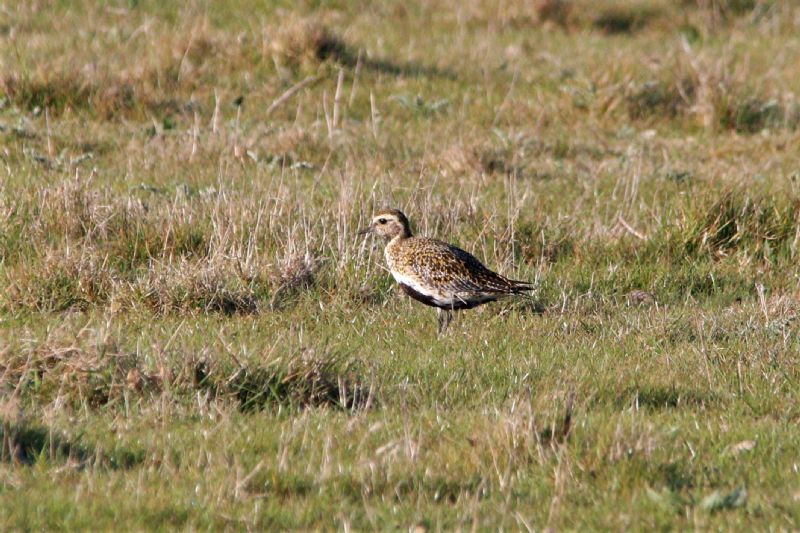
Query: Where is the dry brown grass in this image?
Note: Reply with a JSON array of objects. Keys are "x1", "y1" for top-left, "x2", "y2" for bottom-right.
[
  {"x1": 0, "y1": 174, "x2": 336, "y2": 313},
  {"x1": 0, "y1": 67, "x2": 204, "y2": 120},
  {"x1": 1, "y1": 6, "x2": 257, "y2": 119},
  {"x1": 0, "y1": 319, "x2": 373, "y2": 416}
]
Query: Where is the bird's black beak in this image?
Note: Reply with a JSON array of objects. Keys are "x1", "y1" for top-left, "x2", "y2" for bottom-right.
[{"x1": 357, "y1": 224, "x2": 373, "y2": 236}]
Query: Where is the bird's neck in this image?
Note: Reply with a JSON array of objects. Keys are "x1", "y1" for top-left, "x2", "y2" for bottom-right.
[
  {"x1": 384, "y1": 229, "x2": 411, "y2": 245},
  {"x1": 386, "y1": 233, "x2": 406, "y2": 247},
  {"x1": 384, "y1": 234, "x2": 407, "y2": 268}
]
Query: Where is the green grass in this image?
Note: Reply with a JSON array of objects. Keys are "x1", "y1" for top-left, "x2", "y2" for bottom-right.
[{"x1": 2, "y1": 0, "x2": 800, "y2": 529}]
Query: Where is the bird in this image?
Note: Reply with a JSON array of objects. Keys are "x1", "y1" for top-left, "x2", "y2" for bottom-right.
[{"x1": 359, "y1": 208, "x2": 535, "y2": 335}]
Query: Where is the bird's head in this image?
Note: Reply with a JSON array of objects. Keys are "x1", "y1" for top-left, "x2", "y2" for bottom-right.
[{"x1": 358, "y1": 208, "x2": 412, "y2": 242}]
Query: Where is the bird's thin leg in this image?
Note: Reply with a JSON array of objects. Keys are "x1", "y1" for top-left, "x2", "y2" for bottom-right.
[{"x1": 437, "y1": 308, "x2": 454, "y2": 336}]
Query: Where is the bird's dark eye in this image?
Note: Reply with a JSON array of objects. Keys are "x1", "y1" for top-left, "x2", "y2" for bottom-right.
[{"x1": 378, "y1": 218, "x2": 387, "y2": 224}]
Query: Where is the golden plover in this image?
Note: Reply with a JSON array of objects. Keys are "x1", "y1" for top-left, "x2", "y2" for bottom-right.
[{"x1": 359, "y1": 208, "x2": 534, "y2": 334}]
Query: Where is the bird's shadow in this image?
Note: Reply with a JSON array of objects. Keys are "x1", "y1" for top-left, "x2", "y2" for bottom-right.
[
  {"x1": 508, "y1": 296, "x2": 549, "y2": 316},
  {"x1": 1, "y1": 419, "x2": 143, "y2": 469},
  {"x1": 321, "y1": 37, "x2": 457, "y2": 80}
]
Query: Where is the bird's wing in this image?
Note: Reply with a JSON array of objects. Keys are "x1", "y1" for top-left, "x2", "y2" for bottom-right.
[{"x1": 408, "y1": 239, "x2": 518, "y2": 294}]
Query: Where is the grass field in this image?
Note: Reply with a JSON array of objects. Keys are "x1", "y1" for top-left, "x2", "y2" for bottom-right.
[{"x1": 2, "y1": 0, "x2": 800, "y2": 529}]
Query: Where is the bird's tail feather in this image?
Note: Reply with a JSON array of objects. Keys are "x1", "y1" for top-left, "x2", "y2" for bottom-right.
[{"x1": 507, "y1": 278, "x2": 536, "y2": 292}]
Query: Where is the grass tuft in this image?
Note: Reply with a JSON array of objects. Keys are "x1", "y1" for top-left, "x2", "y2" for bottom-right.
[
  {"x1": 225, "y1": 348, "x2": 373, "y2": 411},
  {"x1": 270, "y1": 253, "x2": 318, "y2": 310},
  {"x1": 3, "y1": 248, "x2": 113, "y2": 312},
  {"x1": 438, "y1": 141, "x2": 522, "y2": 178},
  {"x1": 1, "y1": 71, "x2": 188, "y2": 119},
  {"x1": 270, "y1": 17, "x2": 349, "y2": 74},
  {"x1": 623, "y1": 52, "x2": 799, "y2": 133},
  {"x1": 682, "y1": 189, "x2": 800, "y2": 261},
  {"x1": 626, "y1": 79, "x2": 694, "y2": 120},
  {"x1": 137, "y1": 260, "x2": 261, "y2": 315},
  {"x1": 1, "y1": 74, "x2": 95, "y2": 115},
  {"x1": 592, "y1": 4, "x2": 661, "y2": 34},
  {"x1": 718, "y1": 96, "x2": 798, "y2": 133},
  {"x1": 534, "y1": 0, "x2": 575, "y2": 29}
]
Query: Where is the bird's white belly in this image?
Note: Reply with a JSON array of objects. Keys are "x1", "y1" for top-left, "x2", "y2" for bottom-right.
[
  {"x1": 391, "y1": 271, "x2": 451, "y2": 306},
  {"x1": 390, "y1": 271, "x2": 495, "y2": 308}
]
